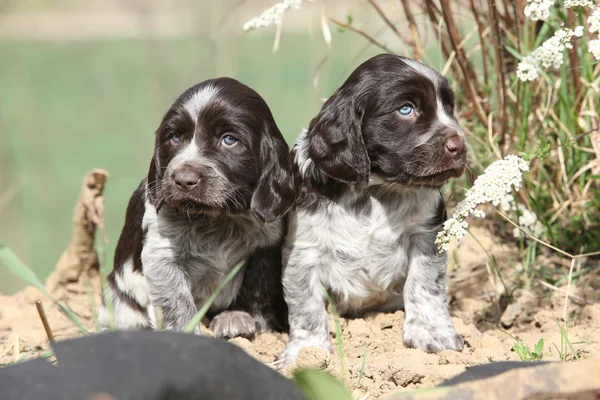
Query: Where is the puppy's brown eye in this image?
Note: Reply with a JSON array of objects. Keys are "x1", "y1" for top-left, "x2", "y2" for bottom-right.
[
  {"x1": 170, "y1": 134, "x2": 180, "y2": 145},
  {"x1": 221, "y1": 135, "x2": 237, "y2": 146}
]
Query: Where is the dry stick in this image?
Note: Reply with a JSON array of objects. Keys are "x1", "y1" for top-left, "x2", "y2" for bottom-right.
[
  {"x1": 469, "y1": 0, "x2": 489, "y2": 85},
  {"x1": 328, "y1": 18, "x2": 393, "y2": 53},
  {"x1": 510, "y1": 0, "x2": 523, "y2": 155},
  {"x1": 563, "y1": 258, "x2": 577, "y2": 323},
  {"x1": 421, "y1": 1, "x2": 462, "y2": 87},
  {"x1": 399, "y1": 0, "x2": 424, "y2": 61},
  {"x1": 537, "y1": 279, "x2": 592, "y2": 305},
  {"x1": 487, "y1": 0, "x2": 509, "y2": 154},
  {"x1": 367, "y1": 0, "x2": 414, "y2": 45},
  {"x1": 567, "y1": 9, "x2": 583, "y2": 112},
  {"x1": 438, "y1": 0, "x2": 488, "y2": 126},
  {"x1": 35, "y1": 300, "x2": 55, "y2": 342}
]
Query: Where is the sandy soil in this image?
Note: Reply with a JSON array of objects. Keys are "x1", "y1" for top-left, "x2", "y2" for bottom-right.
[{"x1": 1, "y1": 226, "x2": 599, "y2": 399}]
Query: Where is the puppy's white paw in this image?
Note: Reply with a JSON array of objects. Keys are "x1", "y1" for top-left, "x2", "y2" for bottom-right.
[
  {"x1": 210, "y1": 311, "x2": 257, "y2": 339},
  {"x1": 403, "y1": 322, "x2": 463, "y2": 353},
  {"x1": 275, "y1": 337, "x2": 332, "y2": 370}
]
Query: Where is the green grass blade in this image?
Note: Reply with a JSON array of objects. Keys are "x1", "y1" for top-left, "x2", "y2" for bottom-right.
[
  {"x1": 320, "y1": 285, "x2": 345, "y2": 382},
  {"x1": 0, "y1": 243, "x2": 48, "y2": 293},
  {"x1": 183, "y1": 261, "x2": 245, "y2": 333},
  {"x1": 357, "y1": 346, "x2": 368, "y2": 385},
  {"x1": 0, "y1": 243, "x2": 89, "y2": 335},
  {"x1": 553, "y1": 318, "x2": 579, "y2": 360},
  {"x1": 293, "y1": 368, "x2": 351, "y2": 400}
]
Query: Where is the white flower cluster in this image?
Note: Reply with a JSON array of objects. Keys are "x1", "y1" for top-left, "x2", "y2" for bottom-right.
[
  {"x1": 516, "y1": 27, "x2": 584, "y2": 81},
  {"x1": 243, "y1": 0, "x2": 309, "y2": 32},
  {"x1": 436, "y1": 155, "x2": 530, "y2": 252},
  {"x1": 499, "y1": 194, "x2": 546, "y2": 239},
  {"x1": 524, "y1": 0, "x2": 555, "y2": 21},
  {"x1": 590, "y1": 7, "x2": 600, "y2": 33},
  {"x1": 590, "y1": 39, "x2": 600, "y2": 59},
  {"x1": 564, "y1": 0, "x2": 595, "y2": 8},
  {"x1": 589, "y1": 7, "x2": 600, "y2": 60}
]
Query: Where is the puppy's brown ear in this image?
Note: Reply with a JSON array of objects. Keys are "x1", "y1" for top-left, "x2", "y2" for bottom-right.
[
  {"x1": 251, "y1": 124, "x2": 295, "y2": 224},
  {"x1": 307, "y1": 89, "x2": 370, "y2": 184},
  {"x1": 146, "y1": 154, "x2": 164, "y2": 211}
]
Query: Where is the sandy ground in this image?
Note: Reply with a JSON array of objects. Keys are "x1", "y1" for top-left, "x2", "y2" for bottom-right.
[{"x1": 1, "y1": 226, "x2": 599, "y2": 399}]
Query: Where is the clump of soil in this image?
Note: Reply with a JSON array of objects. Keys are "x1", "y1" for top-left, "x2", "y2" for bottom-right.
[{"x1": 1, "y1": 202, "x2": 599, "y2": 400}]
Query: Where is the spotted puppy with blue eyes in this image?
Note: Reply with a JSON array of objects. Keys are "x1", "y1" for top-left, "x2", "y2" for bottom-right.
[
  {"x1": 278, "y1": 54, "x2": 467, "y2": 366},
  {"x1": 99, "y1": 78, "x2": 295, "y2": 338}
]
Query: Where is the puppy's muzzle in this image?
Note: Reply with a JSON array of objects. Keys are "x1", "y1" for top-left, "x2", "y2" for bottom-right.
[
  {"x1": 444, "y1": 135, "x2": 466, "y2": 159},
  {"x1": 171, "y1": 166, "x2": 201, "y2": 192}
]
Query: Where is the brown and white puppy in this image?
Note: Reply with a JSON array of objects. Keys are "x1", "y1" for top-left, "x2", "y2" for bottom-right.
[
  {"x1": 99, "y1": 78, "x2": 295, "y2": 338},
  {"x1": 278, "y1": 54, "x2": 467, "y2": 366}
]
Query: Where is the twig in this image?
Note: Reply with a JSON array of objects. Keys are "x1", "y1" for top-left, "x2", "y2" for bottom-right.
[
  {"x1": 487, "y1": 0, "x2": 508, "y2": 153},
  {"x1": 469, "y1": 0, "x2": 489, "y2": 85},
  {"x1": 567, "y1": 9, "x2": 583, "y2": 112},
  {"x1": 537, "y1": 279, "x2": 592, "y2": 305},
  {"x1": 438, "y1": 0, "x2": 488, "y2": 126},
  {"x1": 329, "y1": 18, "x2": 392, "y2": 53},
  {"x1": 399, "y1": 0, "x2": 424, "y2": 60},
  {"x1": 563, "y1": 258, "x2": 577, "y2": 322},
  {"x1": 36, "y1": 300, "x2": 55, "y2": 342},
  {"x1": 493, "y1": 209, "x2": 600, "y2": 259},
  {"x1": 367, "y1": 0, "x2": 414, "y2": 44}
]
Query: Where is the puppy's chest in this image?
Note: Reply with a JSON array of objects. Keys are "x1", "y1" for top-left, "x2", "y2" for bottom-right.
[
  {"x1": 143, "y1": 210, "x2": 279, "y2": 276},
  {"x1": 294, "y1": 194, "x2": 431, "y2": 291}
]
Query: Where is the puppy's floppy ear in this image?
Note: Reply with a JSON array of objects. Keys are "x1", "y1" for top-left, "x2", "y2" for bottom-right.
[
  {"x1": 146, "y1": 153, "x2": 164, "y2": 211},
  {"x1": 251, "y1": 125, "x2": 295, "y2": 224},
  {"x1": 307, "y1": 90, "x2": 370, "y2": 184}
]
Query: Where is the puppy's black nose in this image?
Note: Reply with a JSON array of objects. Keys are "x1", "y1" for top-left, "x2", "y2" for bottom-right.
[
  {"x1": 445, "y1": 136, "x2": 465, "y2": 157},
  {"x1": 172, "y1": 168, "x2": 200, "y2": 191}
]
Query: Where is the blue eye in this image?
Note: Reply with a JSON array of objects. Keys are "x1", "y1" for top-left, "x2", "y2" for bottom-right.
[
  {"x1": 399, "y1": 104, "x2": 414, "y2": 116},
  {"x1": 222, "y1": 135, "x2": 237, "y2": 146},
  {"x1": 170, "y1": 134, "x2": 180, "y2": 144}
]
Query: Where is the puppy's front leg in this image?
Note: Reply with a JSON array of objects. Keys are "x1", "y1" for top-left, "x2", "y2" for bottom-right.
[
  {"x1": 402, "y1": 245, "x2": 463, "y2": 352},
  {"x1": 145, "y1": 263, "x2": 200, "y2": 334},
  {"x1": 212, "y1": 246, "x2": 288, "y2": 339},
  {"x1": 277, "y1": 260, "x2": 331, "y2": 368}
]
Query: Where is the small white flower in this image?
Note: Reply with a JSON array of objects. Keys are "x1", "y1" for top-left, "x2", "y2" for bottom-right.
[
  {"x1": 436, "y1": 155, "x2": 530, "y2": 252},
  {"x1": 516, "y1": 56, "x2": 540, "y2": 81},
  {"x1": 524, "y1": 0, "x2": 555, "y2": 21},
  {"x1": 588, "y1": 7, "x2": 600, "y2": 33},
  {"x1": 589, "y1": 39, "x2": 600, "y2": 59},
  {"x1": 564, "y1": 0, "x2": 595, "y2": 8},
  {"x1": 516, "y1": 27, "x2": 582, "y2": 81},
  {"x1": 500, "y1": 194, "x2": 515, "y2": 212},
  {"x1": 243, "y1": 0, "x2": 310, "y2": 32}
]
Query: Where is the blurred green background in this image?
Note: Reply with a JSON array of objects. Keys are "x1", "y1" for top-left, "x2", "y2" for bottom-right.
[{"x1": 1, "y1": 0, "x2": 398, "y2": 293}]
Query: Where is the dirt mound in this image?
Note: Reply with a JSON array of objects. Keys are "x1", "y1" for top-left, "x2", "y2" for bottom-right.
[{"x1": 1, "y1": 179, "x2": 599, "y2": 400}]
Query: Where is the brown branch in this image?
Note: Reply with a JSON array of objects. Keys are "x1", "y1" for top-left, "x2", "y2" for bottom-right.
[
  {"x1": 488, "y1": 0, "x2": 509, "y2": 153},
  {"x1": 421, "y1": 1, "x2": 461, "y2": 78},
  {"x1": 329, "y1": 18, "x2": 393, "y2": 53},
  {"x1": 438, "y1": 0, "x2": 488, "y2": 126},
  {"x1": 469, "y1": 0, "x2": 489, "y2": 85},
  {"x1": 367, "y1": 0, "x2": 414, "y2": 45},
  {"x1": 399, "y1": 0, "x2": 424, "y2": 61},
  {"x1": 510, "y1": 0, "x2": 525, "y2": 153},
  {"x1": 35, "y1": 300, "x2": 55, "y2": 342},
  {"x1": 568, "y1": 9, "x2": 583, "y2": 112}
]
